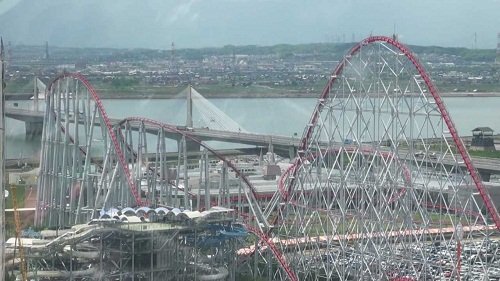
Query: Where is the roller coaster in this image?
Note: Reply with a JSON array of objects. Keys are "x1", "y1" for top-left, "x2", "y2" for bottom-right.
[{"x1": 9, "y1": 36, "x2": 498, "y2": 280}]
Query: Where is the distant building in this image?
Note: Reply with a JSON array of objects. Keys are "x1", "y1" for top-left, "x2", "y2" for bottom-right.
[
  {"x1": 470, "y1": 127, "x2": 495, "y2": 151},
  {"x1": 44, "y1": 41, "x2": 49, "y2": 60},
  {"x1": 75, "y1": 59, "x2": 87, "y2": 70}
]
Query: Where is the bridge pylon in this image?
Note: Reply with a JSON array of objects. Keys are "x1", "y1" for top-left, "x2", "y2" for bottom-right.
[{"x1": 186, "y1": 85, "x2": 193, "y2": 128}]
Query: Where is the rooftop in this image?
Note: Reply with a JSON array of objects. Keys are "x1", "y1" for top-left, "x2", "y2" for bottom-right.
[{"x1": 472, "y1": 127, "x2": 494, "y2": 132}]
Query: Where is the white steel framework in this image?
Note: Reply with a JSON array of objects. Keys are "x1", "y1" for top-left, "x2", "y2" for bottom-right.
[
  {"x1": 32, "y1": 36, "x2": 500, "y2": 281},
  {"x1": 268, "y1": 36, "x2": 500, "y2": 281}
]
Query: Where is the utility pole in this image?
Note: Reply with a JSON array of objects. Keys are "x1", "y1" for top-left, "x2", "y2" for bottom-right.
[{"x1": 0, "y1": 37, "x2": 6, "y2": 281}]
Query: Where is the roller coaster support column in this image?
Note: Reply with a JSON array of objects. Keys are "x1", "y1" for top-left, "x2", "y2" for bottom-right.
[
  {"x1": 204, "y1": 149, "x2": 210, "y2": 209},
  {"x1": 253, "y1": 238, "x2": 259, "y2": 279},
  {"x1": 197, "y1": 155, "x2": 202, "y2": 210},
  {"x1": 182, "y1": 136, "x2": 189, "y2": 209},
  {"x1": 456, "y1": 223, "x2": 463, "y2": 281},
  {"x1": 0, "y1": 37, "x2": 5, "y2": 281},
  {"x1": 196, "y1": 149, "x2": 210, "y2": 210},
  {"x1": 218, "y1": 161, "x2": 228, "y2": 207},
  {"x1": 175, "y1": 139, "x2": 182, "y2": 208}
]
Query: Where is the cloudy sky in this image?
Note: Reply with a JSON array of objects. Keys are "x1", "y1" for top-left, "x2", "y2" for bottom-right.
[{"x1": 0, "y1": 0, "x2": 499, "y2": 49}]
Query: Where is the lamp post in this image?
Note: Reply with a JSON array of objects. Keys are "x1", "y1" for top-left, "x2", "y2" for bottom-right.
[{"x1": 455, "y1": 222, "x2": 464, "y2": 281}]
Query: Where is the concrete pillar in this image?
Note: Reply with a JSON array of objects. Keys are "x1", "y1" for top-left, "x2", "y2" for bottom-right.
[
  {"x1": 25, "y1": 121, "x2": 43, "y2": 140},
  {"x1": 185, "y1": 139, "x2": 200, "y2": 153},
  {"x1": 479, "y1": 171, "x2": 491, "y2": 182},
  {"x1": 288, "y1": 145, "x2": 296, "y2": 160}
]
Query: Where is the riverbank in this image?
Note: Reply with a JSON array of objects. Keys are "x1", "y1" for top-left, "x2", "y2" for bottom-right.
[
  {"x1": 95, "y1": 91, "x2": 500, "y2": 99},
  {"x1": 6, "y1": 90, "x2": 500, "y2": 100}
]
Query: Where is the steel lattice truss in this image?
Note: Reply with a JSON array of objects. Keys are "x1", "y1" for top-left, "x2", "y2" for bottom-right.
[
  {"x1": 34, "y1": 37, "x2": 500, "y2": 281},
  {"x1": 36, "y1": 73, "x2": 144, "y2": 228},
  {"x1": 114, "y1": 117, "x2": 268, "y2": 227},
  {"x1": 34, "y1": 75, "x2": 269, "y2": 229},
  {"x1": 34, "y1": 73, "x2": 289, "y2": 279},
  {"x1": 270, "y1": 36, "x2": 500, "y2": 281}
]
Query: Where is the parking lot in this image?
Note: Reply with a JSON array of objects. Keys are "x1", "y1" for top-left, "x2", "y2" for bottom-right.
[{"x1": 302, "y1": 236, "x2": 500, "y2": 280}]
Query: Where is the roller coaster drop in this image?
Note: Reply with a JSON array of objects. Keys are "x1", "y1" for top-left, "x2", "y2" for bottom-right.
[{"x1": 32, "y1": 36, "x2": 499, "y2": 280}]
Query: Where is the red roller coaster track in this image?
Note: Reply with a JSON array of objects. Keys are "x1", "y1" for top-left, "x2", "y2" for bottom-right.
[
  {"x1": 47, "y1": 72, "x2": 144, "y2": 207},
  {"x1": 44, "y1": 77, "x2": 299, "y2": 280},
  {"x1": 42, "y1": 35, "x2": 500, "y2": 281},
  {"x1": 296, "y1": 35, "x2": 500, "y2": 231},
  {"x1": 115, "y1": 117, "x2": 298, "y2": 281}
]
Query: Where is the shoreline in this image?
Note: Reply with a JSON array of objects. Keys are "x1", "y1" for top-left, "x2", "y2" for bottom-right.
[
  {"x1": 96, "y1": 91, "x2": 500, "y2": 100},
  {"x1": 6, "y1": 91, "x2": 500, "y2": 100}
]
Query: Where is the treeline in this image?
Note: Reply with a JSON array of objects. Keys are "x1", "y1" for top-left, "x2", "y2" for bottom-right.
[
  {"x1": 12, "y1": 41, "x2": 497, "y2": 63},
  {"x1": 177, "y1": 42, "x2": 354, "y2": 60},
  {"x1": 126, "y1": 42, "x2": 497, "y2": 62},
  {"x1": 407, "y1": 45, "x2": 496, "y2": 62}
]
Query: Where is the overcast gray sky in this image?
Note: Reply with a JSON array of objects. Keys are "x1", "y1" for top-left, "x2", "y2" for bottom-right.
[{"x1": 0, "y1": 0, "x2": 499, "y2": 49}]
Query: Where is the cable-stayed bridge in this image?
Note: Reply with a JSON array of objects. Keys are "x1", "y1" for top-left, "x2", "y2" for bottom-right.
[{"x1": 3, "y1": 36, "x2": 500, "y2": 281}]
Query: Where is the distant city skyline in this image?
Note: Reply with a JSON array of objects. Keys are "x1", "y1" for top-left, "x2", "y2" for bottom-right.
[{"x1": 0, "y1": 0, "x2": 499, "y2": 49}]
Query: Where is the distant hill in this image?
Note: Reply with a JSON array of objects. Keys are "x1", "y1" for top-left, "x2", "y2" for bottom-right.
[{"x1": 8, "y1": 41, "x2": 497, "y2": 64}]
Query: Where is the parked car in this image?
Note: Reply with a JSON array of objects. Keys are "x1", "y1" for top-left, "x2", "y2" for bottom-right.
[{"x1": 414, "y1": 151, "x2": 425, "y2": 158}]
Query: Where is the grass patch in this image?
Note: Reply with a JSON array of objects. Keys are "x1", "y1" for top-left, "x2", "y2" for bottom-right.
[
  {"x1": 413, "y1": 212, "x2": 461, "y2": 227},
  {"x1": 468, "y1": 150, "x2": 500, "y2": 159}
]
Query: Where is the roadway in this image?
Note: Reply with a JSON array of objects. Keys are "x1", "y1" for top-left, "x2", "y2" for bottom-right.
[
  {"x1": 395, "y1": 147, "x2": 500, "y2": 176},
  {"x1": 5, "y1": 106, "x2": 300, "y2": 154},
  {"x1": 5, "y1": 107, "x2": 44, "y2": 122},
  {"x1": 5, "y1": 147, "x2": 267, "y2": 169},
  {"x1": 5, "y1": 106, "x2": 500, "y2": 176}
]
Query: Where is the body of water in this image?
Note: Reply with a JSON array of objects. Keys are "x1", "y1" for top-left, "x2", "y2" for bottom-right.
[{"x1": 6, "y1": 96, "x2": 500, "y2": 159}]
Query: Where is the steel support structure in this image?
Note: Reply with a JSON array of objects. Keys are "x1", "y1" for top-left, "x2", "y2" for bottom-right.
[
  {"x1": 31, "y1": 36, "x2": 500, "y2": 281},
  {"x1": 34, "y1": 73, "x2": 297, "y2": 280},
  {"x1": 36, "y1": 73, "x2": 143, "y2": 228},
  {"x1": 0, "y1": 37, "x2": 5, "y2": 281},
  {"x1": 266, "y1": 36, "x2": 500, "y2": 281}
]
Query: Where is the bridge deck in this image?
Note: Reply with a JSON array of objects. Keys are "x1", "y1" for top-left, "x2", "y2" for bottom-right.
[{"x1": 6, "y1": 106, "x2": 500, "y2": 174}]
